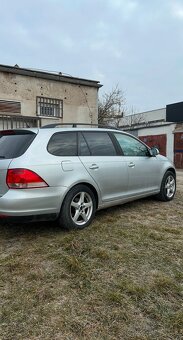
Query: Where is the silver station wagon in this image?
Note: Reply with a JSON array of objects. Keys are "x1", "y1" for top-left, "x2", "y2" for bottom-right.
[{"x1": 0, "y1": 124, "x2": 176, "y2": 230}]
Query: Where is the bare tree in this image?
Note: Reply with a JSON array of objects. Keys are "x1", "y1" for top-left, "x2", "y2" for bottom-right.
[
  {"x1": 128, "y1": 112, "x2": 145, "y2": 127},
  {"x1": 119, "y1": 106, "x2": 145, "y2": 129},
  {"x1": 98, "y1": 85, "x2": 126, "y2": 127}
]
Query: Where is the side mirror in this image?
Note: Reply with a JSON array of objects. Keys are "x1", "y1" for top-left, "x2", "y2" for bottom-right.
[{"x1": 149, "y1": 147, "x2": 160, "y2": 157}]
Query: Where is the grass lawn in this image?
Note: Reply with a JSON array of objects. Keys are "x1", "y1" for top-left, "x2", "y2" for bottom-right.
[{"x1": 1, "y1": 172, "x2": 183, "y2": 339}]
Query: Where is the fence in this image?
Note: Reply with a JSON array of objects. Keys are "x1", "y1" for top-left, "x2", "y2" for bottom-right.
[{"x1": 0, "y1": 114, "x2": 41, "y2": 130}]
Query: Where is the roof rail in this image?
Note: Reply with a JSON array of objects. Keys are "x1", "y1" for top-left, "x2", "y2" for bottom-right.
[{"x1": 41, "y1": 122, "x2": 121, "y2": 130}]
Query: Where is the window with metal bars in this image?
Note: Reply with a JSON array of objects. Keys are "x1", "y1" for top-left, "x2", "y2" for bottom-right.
[{"x1": 36, "y1": 97, "x2": 63, "y2": 118}]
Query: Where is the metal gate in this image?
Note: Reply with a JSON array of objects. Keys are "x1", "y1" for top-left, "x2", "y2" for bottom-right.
[
  {"x1": 139, "y1": 134, "x2": 167, "y2": 156},
  {"x1": 174, "y1": 132, "x2": 183, "y2": 169}
]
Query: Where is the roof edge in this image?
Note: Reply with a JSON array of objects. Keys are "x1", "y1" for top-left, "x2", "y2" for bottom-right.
[{"x1": 0, "y1": 64, "x2": 102, "y2": 88}]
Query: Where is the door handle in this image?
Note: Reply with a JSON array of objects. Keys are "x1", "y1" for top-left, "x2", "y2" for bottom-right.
[
  {"x1": 128, "y1": 162, "x2": 135, "y2": 168},
  {"x1": 89, "y1": 164, "x2": 99, "y2": 170}
]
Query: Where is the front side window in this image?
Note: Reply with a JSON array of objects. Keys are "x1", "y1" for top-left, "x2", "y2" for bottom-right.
[
  {"x1": 37, "y1": 97, "x2": 63, "y2": 118},
  {"x1": 82, "y1": 132, "x2": 117, "y2": 156},
  {"x1": 114, "y1": 133, "x2": 149, "y2": 156},
  {"x1": 47, "y1": 132, "x2": 77, "y2": 156}
]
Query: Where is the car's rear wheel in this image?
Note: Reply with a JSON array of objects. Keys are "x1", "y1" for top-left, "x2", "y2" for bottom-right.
[
  {"x1": 156, "y1": 171, "x2": 176, "y2": 201},
  {"x1": 59, "y1": 184, "x2": 96, "y2": 230}
]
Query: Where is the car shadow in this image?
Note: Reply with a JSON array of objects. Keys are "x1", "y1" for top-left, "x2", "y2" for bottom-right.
[
  {"x1": 0, "y1": 219, "x2": 66, "y2": 239},
  {"x1": 0, "y1": 196, "x2": 157, "y2": 239}
]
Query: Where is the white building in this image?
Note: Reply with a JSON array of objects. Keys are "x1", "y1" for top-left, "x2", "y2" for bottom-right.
[{"x1": 120, "y1": 102, "x2": 183, "y2": 169}]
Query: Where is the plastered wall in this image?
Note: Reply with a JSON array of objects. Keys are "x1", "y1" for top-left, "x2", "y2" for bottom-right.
[{"x1": 0, "y1": 72, "x2": 98, "y2": 125}]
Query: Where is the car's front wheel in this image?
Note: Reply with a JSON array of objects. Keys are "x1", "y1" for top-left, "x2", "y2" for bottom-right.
[
  {"x1": 156, "y1": 171, "x2": 176, "y2": 201},
  {"x1": 59, "y1": 184, "x2": 96, "y2": 230}
]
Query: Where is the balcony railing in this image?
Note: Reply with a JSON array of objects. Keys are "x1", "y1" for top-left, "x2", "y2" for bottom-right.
[{"x1": 0, "y1": 114, "x2": 41, "y2": 130}]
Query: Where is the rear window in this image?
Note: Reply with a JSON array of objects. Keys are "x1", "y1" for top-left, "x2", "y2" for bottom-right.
[{"x1": 0, "y1": 130, "x2": 36, "y2": 159}]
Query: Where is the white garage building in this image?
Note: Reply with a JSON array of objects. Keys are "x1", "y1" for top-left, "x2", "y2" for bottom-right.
[{"x1": 120, "y1": 102, "x2": 183, "y2": 169}]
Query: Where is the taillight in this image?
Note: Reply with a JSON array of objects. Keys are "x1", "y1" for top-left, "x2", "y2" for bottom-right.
[{"x1": 7, "y1": 169, "x2": 48, "y2": 189}]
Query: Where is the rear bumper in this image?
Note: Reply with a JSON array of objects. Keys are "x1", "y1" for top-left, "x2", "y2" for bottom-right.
[{"x1": 0, "y1": 186, "x2": 67, "y2": 217}]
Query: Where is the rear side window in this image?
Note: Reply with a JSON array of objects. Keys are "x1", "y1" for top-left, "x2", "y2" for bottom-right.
[
  {"x1": 78, "y1": 133, "x2": 90, "y2": 156},
  {"x1": 0, "y1": 131, "x2": 36, "y2": 159},
  {"x1": 48, "y1": 132, "x2": 77, "y2": 156},
  {"x1": 82, "y1": 132, "x2": 117, "y2": 156}
]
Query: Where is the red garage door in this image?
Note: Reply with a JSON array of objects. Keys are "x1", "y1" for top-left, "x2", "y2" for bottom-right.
[
  {"x1": 139, "y1": 134, "x2": 167, "y2": 156},
  {"x1": 174, "y1": 132, "x2": 183, "y2": 169}
]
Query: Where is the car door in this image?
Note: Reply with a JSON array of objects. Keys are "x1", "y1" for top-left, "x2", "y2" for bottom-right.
[
  {"x1": 113, "y1": 132, "x2": 162, "y2": 197},
  {"x1": 78, "y1": 131, "x2": 129, "y2": 202}
]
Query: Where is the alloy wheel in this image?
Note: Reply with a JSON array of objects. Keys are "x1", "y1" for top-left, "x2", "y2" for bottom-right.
[
  {"x1": 165, "y1": 175, "x2": 176, "y2": 198},
  {"x1": 70, "y1": 191, "x2": 93, "y2": 226}
]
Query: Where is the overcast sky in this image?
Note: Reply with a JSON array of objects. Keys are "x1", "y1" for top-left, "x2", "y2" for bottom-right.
[{"x1": 0, "y1": 0, "x2": 183, "y2": 112}]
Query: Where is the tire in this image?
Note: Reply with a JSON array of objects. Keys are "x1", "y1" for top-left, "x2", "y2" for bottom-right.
[
  {"x1": 59, "y1": 184, "x2": 96, "y2": 230},
  {"x1": 156, "y1": 171, "x2": 176, "y2": 202}
]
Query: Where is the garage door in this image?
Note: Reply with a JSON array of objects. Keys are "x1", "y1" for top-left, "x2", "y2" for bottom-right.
[
  {"x1": 174, "y1": 132, "x2": 183, "y2": 169},
  {"x1": 139, "y1": 134, "x2": 167, "y2": 156}
]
